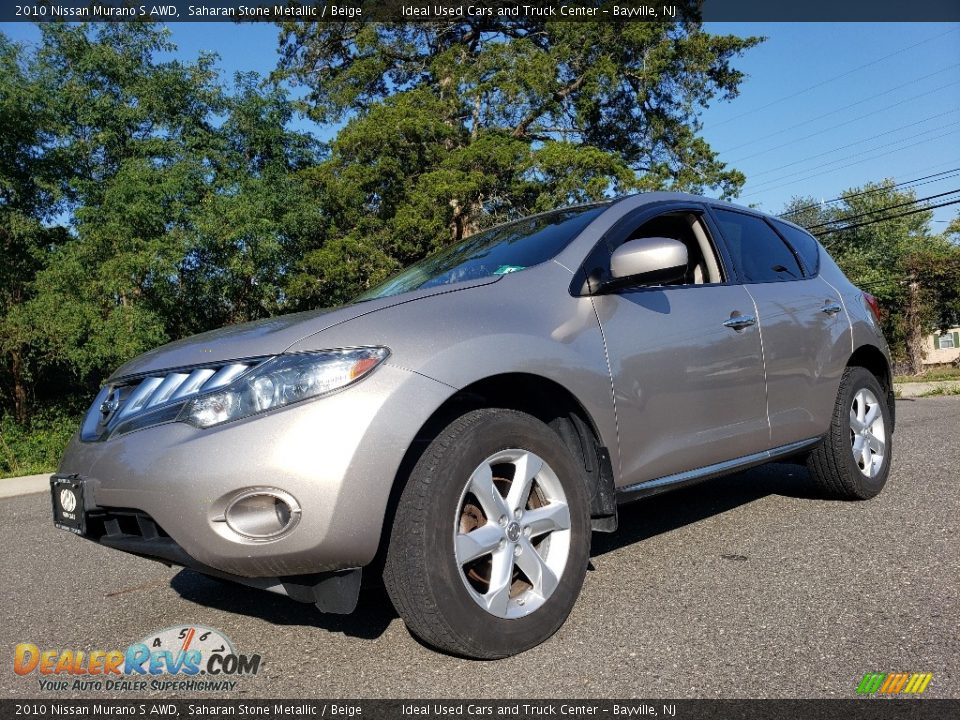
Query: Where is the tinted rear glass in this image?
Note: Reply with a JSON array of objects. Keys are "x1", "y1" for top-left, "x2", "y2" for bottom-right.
[
  {"x1": 355, "y1": 205, "x2": 606, "y2": 301},
  {"x1": 772, "y1": 220, "x2": 820, "y2": 275},
  {"x1": 713, "y1": 209, "x2": 804, "y2": 283}
]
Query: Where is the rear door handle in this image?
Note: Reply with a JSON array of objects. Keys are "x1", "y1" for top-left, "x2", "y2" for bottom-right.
[
  {"x1": 723, "y1": 314, "x2": 756, "y2": 331},
  {"x1": 822, "y1": 302, "x2": 842, "y2": 316}
]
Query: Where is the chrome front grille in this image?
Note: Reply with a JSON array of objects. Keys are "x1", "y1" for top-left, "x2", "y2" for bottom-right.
[{"x1": 81, "y1": 361, "x2": 259, "y2": 442}]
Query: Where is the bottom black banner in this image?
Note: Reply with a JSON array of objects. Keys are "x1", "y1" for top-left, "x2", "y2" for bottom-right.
[{"x1": 3, "y1": 699, "x2": 959, "y2": 720}]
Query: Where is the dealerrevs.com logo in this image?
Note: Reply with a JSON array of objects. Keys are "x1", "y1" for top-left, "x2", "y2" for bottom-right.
[
  {"x1": 14, "y1": 625, "x2": 261, "y2": 693},
  {"x1": 856, "y1": 672, "x2": 934, "y2": 695}
]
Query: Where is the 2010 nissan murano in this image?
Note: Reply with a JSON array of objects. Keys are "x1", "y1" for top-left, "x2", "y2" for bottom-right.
[{"x1": 52, "y1": 192, "x2": 895, "y2": 659}]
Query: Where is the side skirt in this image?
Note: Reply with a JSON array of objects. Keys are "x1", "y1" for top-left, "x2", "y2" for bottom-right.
[{"x1": 615, "y1": 437, "x2": 821, "y2": 504}]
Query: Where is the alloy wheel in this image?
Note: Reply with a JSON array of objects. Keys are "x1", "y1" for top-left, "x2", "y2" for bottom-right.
[
  {"x1": 849, "y1": 387, "x2": 886, "y2": 478},
  {"x1": 453, "y1": 449, "x2": 571, "y2": 619}
]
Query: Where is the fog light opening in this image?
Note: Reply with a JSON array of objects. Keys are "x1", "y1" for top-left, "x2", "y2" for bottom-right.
[{"x1": 224, "y1": 490, "x2": 300, "y2": 540}]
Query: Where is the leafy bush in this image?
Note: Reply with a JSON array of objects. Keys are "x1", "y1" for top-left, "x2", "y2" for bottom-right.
[{"x1": 0, "y1": 408, "x2": 81, "y2": 477}]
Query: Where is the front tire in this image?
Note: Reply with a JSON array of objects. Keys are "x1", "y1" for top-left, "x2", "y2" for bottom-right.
[
  {"x1": 807, "y1": 366, "x2": 893, "y2": 500},
  {"x1": 383, "y1": 408, "x2": 591, "y2": 659}
]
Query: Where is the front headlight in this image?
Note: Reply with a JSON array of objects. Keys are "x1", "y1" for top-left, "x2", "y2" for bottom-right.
[{"x1": 179, "y1": 347, "x2": 389, "y2": 429}]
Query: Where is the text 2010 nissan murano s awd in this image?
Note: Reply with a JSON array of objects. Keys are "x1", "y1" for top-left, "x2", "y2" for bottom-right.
[{"x1": 53, "y1": 192, "x2": 895, "y2": 658}]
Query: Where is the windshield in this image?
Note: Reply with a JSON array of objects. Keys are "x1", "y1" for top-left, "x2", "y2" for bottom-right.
[{"x1": 354, "y1": 204, "x2": 607, "y2": 302}]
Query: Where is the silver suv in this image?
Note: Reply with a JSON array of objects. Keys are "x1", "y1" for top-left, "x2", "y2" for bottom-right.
[{"x1": 52, "y1": 192, "x2": 894, "y2": 658}]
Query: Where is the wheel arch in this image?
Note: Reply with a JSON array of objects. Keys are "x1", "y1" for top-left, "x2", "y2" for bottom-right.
[
  {"x1": 847, "y1": 343, "x2": 895, "y2": 432},
  {"x1": 372, "y1": 373, "x2": 618, "y2": 576},
  {"x1": 414, "y1": 373, "x2": 616, "y2": 524}
]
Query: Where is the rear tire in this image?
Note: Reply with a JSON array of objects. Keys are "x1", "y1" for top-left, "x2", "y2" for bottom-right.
[
  {"x1": 383, "y1": 408, "x2": 591, "y2": 659},
  {"x1": 807, "y1": 366, "x2": 892, "y2": 500}
]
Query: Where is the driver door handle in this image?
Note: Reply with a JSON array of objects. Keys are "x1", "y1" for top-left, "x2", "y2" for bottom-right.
[{"x1": 723, "y1": 314, "x2": 756, "y2": 331}]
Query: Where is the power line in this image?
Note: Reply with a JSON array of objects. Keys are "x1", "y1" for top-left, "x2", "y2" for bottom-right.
[
  {"x1": 743, "y1": 109, "x2": 959, "y2": 180},
  {"x1": 821, "y1": 197, "x2": 960, "y2": 238},
  {"x1": 719, "y1": 64, "x2": 960, "y2": 156},
  {"x1": 742, "y1": 123, "x2": 960, "y2": 192},
  {"x1": 785, "y1": 173, "x2": 960, "y2": 217},
  {"x1": 805, "y1": 188, "x2": 960, "y2": 231},
  {"x1": 725, "y1": 81, "x2": 960, "y2": 166},
  {"x1": 782, "y1": 167, "x2": 960, "y2": 217},
  {"x1": 739, "y1": 127, "x2": 960, "y2": 197},
  {"x1": 710, "y1": 28, "x2": 959, "y2": 129},
  {"x1": 819, "y1": 198, "x2": 960, "y2": 243}
]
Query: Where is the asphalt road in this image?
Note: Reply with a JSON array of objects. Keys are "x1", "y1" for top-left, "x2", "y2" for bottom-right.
[{"x1": 3, "y1": 397, "x2": 958, "y2": 700}]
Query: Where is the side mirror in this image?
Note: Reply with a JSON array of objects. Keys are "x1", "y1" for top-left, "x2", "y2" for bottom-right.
[{"x1": 606, "y1": 236, "x2": 688, "y2": 288}]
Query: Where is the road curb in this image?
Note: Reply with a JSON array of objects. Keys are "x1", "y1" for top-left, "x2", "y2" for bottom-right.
[{"x1": 0, "y1": 474, "x2": 50, "y2": 499}]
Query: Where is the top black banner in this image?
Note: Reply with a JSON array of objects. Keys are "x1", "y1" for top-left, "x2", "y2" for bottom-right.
[{"x1": 4, "y1": 0, "x2": 960, "y2": 23}]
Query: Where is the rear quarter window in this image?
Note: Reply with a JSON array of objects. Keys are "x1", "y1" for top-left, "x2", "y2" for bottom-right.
[{"x1": 772, "y1": 220, "x2": 821, "y2": 276}]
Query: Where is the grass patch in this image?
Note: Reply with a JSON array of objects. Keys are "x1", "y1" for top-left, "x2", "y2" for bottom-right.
[
  {"x1": 0, "y1": 408, "x2": 81, "y2": 477},
  {"x1": 895, "y1": 366, "x2": 960, "y2": 383},
  {"x1": 918, "y1": 385, "x2": 960, "y2": 398}
]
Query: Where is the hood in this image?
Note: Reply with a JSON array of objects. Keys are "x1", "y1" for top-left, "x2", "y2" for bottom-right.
[{"x1": 108, "y1": 276, "x2": 501, "y2": 380}]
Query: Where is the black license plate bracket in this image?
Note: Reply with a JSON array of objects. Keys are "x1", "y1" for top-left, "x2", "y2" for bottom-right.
[{"x1": 51, "y1": 475, "x2": 86, "y2": 535}]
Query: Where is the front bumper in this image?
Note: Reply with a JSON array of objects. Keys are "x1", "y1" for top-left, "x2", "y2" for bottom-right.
[
  {"x1": 71, "y1": 505, "x2": 363, "y2": 612},
  {"x1": 57, "y1": 363, "x2": 453, "y2": 578}
]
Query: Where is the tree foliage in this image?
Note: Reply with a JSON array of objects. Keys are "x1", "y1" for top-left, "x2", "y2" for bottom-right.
[
  {"x1": 0, "y1": 24, "x2": 322, "y2": 423},
  {"x1": 275, "y1": 13, "x2": 761, "y2": 305},
  {"x1": 0, "y1": 32, "x2": 68, "y2": 422}
]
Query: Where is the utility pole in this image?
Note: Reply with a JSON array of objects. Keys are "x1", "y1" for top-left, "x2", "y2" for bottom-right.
[{"x1": 905, "y1": 273, "x2": 925, "y2": 376}]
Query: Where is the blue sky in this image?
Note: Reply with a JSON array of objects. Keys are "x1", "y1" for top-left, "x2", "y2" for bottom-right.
[
  {"x1": 3, "y1": 21, "x2": 959, "y2": 225},
  {"x1": 700, "y1": 22, "x2": 960, "y2": 226}
]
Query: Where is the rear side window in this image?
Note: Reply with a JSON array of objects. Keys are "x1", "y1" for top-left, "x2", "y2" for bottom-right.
[
  {"x1": 713, "y1": 209, "x2": 803, "y2": 283},
  {"x1": 772, "y1": 220, "x2": 820, "y2": 275}
]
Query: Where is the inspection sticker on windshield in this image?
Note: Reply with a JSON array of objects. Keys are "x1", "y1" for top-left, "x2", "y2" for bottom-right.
[{"x1": 494, "y1": 265, "x2": 525, "y2": 275}]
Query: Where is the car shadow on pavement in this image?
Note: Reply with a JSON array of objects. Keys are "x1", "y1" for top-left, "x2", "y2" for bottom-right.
[
  {"x1": 169, "y1": 569, "x2": 398, "y2": 640},
  {"x1": 591, "y1": 461, "x2": 821, "y2": 557}
]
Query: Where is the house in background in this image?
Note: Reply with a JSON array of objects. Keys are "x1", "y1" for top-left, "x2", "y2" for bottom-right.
[{"x1": 925, "y1": 328, "x2": 960, "y2": 366}]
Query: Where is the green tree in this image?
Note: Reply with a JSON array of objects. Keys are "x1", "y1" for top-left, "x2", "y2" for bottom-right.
[
  {"x1": 783, "y1": 182, "x2": 960, "y2": 373},
  {"x1": 179, "y1": 72, "x2": 323, "y2": 329},
  {"x1": 0, "y1": 35, "x2": 68, "y2": 423},
  {"x1": 276, "y1": 12, "x2": 761, "y2": 305},
  {"x1": 21, "y1": 23, "x2": 223, "y2": 390},
  {"x1": 944, "y1": 212, "x2": 960, "y2": 241},
  {"x1": 3, "y1": 24, "x2": 322, "y2": 424}
]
